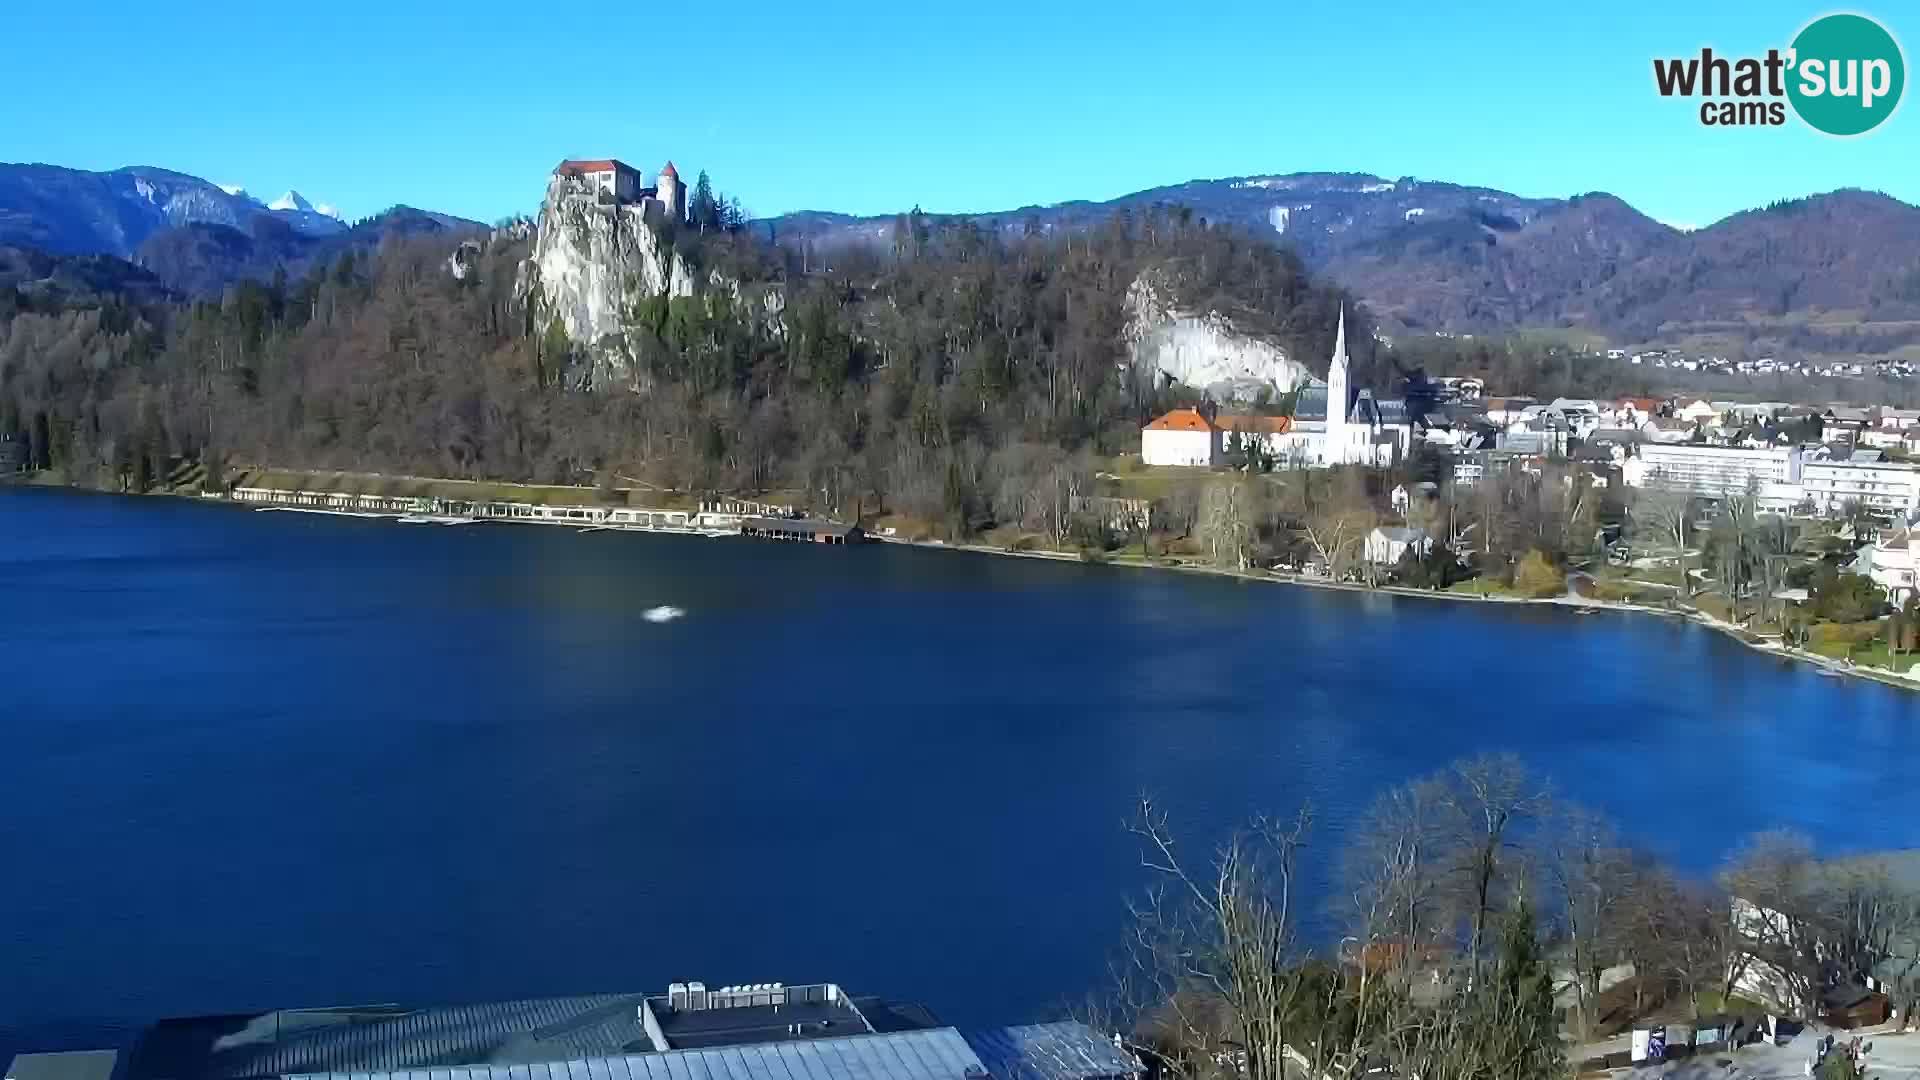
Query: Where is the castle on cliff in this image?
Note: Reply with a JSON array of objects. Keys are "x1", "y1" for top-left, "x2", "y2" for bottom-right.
[{"x1": 552, "y1": 159, "x2": 684, "y2": 222}]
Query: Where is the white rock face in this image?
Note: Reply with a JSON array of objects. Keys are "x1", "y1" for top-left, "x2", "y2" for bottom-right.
[
  {"x1": 525, "y1": 173, "x2": 696, "y2": 351},
  {"x1": 1123, "y1": 274, "x2": 1315, "y2": 402}
]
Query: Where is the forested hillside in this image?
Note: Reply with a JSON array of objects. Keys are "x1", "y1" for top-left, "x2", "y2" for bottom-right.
[{"x1": 1, "y1": 208, "x2": 1372, "y2": 531}]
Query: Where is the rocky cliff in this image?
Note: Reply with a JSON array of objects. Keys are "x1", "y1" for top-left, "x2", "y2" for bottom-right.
[
  {"x1": 523, "y1": 174, "x2": 697, "y2": 375},
  {"x1": 1124, "y1": 272, "x2": 1315, "y2": 401}
]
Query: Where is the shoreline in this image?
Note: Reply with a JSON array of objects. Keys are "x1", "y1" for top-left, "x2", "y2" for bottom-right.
[
  {"x1": 876, "y1": 536, "x2": 1920, "y2": 694},
  {"x1": 10, "y1": 476, "x2": 1916, "y2": 694}
]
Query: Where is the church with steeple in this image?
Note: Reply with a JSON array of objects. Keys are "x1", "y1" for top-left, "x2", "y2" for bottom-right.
[
  {"x1": 1267, "y1": 307, "x2": 1415, "y2": 467},
  {"x1": 1138, "y1": 307, "x2": 1417, "y2": 469}
]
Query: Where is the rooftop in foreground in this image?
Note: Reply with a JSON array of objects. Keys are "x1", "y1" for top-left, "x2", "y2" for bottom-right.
[{"x1": 112, "y1": 980, "x2": 1137, "y2": 1080}]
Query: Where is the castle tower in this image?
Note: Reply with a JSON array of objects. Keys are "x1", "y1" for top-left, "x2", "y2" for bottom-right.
[
  {"x1": 656, "y1": 161, "x2": 682, "y2": 222},
  {"x1": 1324, "y1": 306, "x2": 1350, "y2": 464}
]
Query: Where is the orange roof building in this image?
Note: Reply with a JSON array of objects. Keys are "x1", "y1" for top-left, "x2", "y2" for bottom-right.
[
  {"x1": 1144, "y1": 408, "x2": 1217, "y2": 433},
  {"x1": 1141, "y1": 409, "x2": 1294, "y2": 467}
]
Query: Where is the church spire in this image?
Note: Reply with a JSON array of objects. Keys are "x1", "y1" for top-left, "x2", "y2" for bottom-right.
[{"x1": 1326, "y1": 305, "x2": 1350, "y2": 431}]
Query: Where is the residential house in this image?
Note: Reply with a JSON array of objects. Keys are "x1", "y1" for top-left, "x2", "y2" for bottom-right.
[
  {"x1": 1365, "y1": 525, "x2": 1432, "y2": 565},
  {"x1": 1643, "y1": 416, "x2": 1695, "y2": 444},
  {"x1": 1482, "y1": 397, "x2": 1538, "y2": 427},
  {"x1": 1824, "y1": 406, "x2": 1872, "y2": 438},
  {"x1": 1677, "y1": 400, "x2": 1720, "y2": 425},
  {"x1": 1852, "y1": 528, "x2": 1917, "y2": 603},
  {"x1": 1881, "y1": 407, "x2": 1920, "y2": 431}
]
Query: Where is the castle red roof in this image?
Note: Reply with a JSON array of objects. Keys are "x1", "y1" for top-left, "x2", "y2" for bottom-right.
[
  {"x1": 660, "y1": 161, "x2": 679, "y2": 177},
  {"x1": 555, "y1": 159, "x2": 635, "y2": 176}
]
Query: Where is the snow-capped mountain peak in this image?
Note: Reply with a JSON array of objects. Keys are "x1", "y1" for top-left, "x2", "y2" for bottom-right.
[
  {"x1": 268, "y1": 190, "x2": 314, "y2": 213},
  {"x1": 313, "y1": 203, "x2": 342, "y2": 221},
  {"x1": 217, "y1": 183, "x2": 249, "y2": 198}
]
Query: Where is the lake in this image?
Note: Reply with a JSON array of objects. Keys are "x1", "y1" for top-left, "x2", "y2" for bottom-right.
[{"x1": 2, "y1": 487, "x2": 1916, "y2": 1060}]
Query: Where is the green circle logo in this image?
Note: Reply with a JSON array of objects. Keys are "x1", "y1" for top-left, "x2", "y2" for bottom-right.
[{"x1": 1787, "y1": 13, "x2": 1905, "y2": 136}]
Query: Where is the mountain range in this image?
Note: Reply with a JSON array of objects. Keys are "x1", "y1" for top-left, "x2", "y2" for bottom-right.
[
  {"x1": 762, "y1": 174, "x2": 1920, "y2": 354},
  {"x1": 7, "y1": 161, "x2": 1919, "y2": 360},
  {"x1": 0, "y1": 163, "x2": 484, "y2": 297}
]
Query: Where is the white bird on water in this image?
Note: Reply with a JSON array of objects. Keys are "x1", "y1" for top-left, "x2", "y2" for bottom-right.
[{"x1": 643, "y1": 606, "x2": 685, "y2": 623}]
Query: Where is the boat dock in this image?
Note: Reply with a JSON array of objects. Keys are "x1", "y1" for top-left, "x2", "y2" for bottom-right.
[{"x1": 230, "y1": 486, "x2": 861, "y2": 542}]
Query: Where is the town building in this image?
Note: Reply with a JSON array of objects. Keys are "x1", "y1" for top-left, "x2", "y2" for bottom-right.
[
  {"x1": 1854, "y1": 529, "x2": 1918, "y2": 603},
  {"x1": 1481, "y1": 397, "x2": 1538, "y2": 428},
  {"x1": 1676, "y1": 400, "x2": 1720, "y2": 425},
  {"x1": 1139, "y1": 408, "x2": 1296, "y2": 467},
  {"x1": 1622, "y1": 444, "x2": 1803, "y2": 498},
  {"x1": 1140, "y1": 407, "x2": 1219, "y2": 467},
  {"x1": 1798, "y1": 454, "x2": 1920, "y2": 517},
  {"x1": 1642, "y1": 416, "x2": 1694, "y2": 444},
  {"x1": 1881, "y1": 407, "x2": 1920, "y2": 431},
  {"x1": 552, "y1": 158, "x2": 684, "y2": 221}
]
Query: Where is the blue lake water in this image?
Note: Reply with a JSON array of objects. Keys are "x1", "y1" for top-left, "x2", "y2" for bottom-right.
[{"x1": 2, "y1": 487, "x2": 1916, "y2": 1060}]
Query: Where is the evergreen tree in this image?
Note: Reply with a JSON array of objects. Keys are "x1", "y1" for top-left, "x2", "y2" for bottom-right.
[
  {"x1": 690, "y1": 171, "x2": 719, "y2": 233},
  {"x1": 1488, "y1": 900, "x2": 1564, "y2": 1080}
]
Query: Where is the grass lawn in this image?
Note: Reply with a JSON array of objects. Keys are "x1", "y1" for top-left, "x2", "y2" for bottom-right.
[
  {"x1": 1449, "y1": 577, "x2": 1519, "y2": 598},
  {"x1": 1807, "y1": 638, "x2": 1920, "y2": 674}
]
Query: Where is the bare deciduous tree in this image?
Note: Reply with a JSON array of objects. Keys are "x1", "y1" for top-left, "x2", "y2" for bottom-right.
[
  {"x1": 1629, "y1": 488, "x2": 1696, "y2": 597},
  {"x1": 1540, "y1": 804, "x2": 1640, "y2": 1039},
  {"x1": 1121, "y1": 797, "x2": 1327, "y2": 1080},
  {"x1": 1439, "y1": 754, "x2": 1550, "y2": 973}
]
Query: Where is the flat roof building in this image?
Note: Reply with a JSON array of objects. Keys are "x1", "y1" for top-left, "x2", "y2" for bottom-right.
[
  {"x1": 1624, "y1": 444, "x2": 1803, "y2": 498},
  {"x1": 116, "y1": 981, "x2": 1135, "y2": 1080}
]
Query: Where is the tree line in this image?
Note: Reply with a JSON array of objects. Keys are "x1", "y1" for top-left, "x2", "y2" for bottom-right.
[
  {"x1": 1107, "y1": 756, "x2": 1920, "y2": 1080},
  {"x1": 1, "y1": 204, "x2": 1370, "y2": 528}
]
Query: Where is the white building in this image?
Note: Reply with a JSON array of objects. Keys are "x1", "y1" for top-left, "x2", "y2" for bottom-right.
[
  {"x1": 1676, "y1": 400, "x2": 1720, "y2": 425},
  {"x1": 1264, "y1": 309, "x2": 1414, "y2": 467},
  {"x1": 1855, "y1": 529, "x2": 1918, "y2": 603},
  {"x1": 1140, "y1": 409, "x2": 1298, "y2": 467},
  {"x1": 1800, "y1": 456, "x2": 1920, "y2": 516},
  {"x1": 1623, "y1": 444, "x2": 1803, "y2": 498},
  {"x1": 1364, "y1": 526, "x2": 1432, "y2": 565},
  {"x1": 1881, "y1": 407, "x2": 1920, "y2": 431},
  {"x1": 1141, "y1": 408, "x2": 1220, "y2": 467}
]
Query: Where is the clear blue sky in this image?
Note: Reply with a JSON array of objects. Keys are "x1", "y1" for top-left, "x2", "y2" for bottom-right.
[{"x1": 8, "y1": 1, "x2": 1911, "y2": 227}]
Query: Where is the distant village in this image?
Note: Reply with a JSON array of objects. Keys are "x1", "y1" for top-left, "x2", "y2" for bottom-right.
[{"x1": 1136, "y1": 314, "x2": 1920, "y2": 615}]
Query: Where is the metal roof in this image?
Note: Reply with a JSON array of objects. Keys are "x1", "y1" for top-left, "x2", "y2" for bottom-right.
[
  {"x1": 285, "y1": 1029, "x2": 987, "y2": 1080},
  {"x1": 963, "y1": 1025, "x2": 1140, "y2": 1080},
  {"x1": 6, "y1": 1052, "x2": 120, "y2": 1080},
  {"x1": 137, "y1": 995, "x2": 653, "y2": 1080}
]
